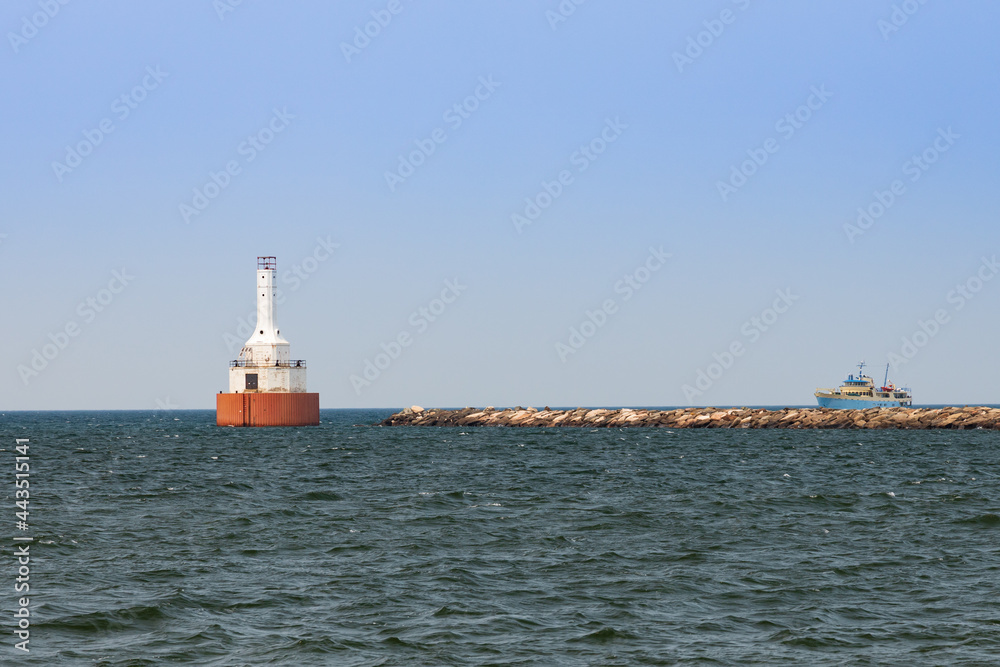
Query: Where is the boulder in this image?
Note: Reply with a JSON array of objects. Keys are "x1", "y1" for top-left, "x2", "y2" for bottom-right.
[{"x1": 379, "y1": 406, "x2": 1000, "y2": 430}]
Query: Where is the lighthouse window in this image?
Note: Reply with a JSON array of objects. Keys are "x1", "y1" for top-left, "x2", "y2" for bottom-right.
[{"x1": 260, "y1": 330, "x2": 263, "y2": 334}]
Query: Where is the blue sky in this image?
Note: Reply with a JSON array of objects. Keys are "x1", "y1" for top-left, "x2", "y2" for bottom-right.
[{"x1": 4, "y1": 0, "x2": 999, "y2": 409}]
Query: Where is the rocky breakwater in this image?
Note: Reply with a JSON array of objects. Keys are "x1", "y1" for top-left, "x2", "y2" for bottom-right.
[{"x1": 381, "y1": 406, "x2": 1000, "y2": 429}]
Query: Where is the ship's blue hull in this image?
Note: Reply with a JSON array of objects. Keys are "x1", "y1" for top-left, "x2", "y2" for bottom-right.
[{"x1": 816, "y1": 396, "x2": 910, "y2": 409}]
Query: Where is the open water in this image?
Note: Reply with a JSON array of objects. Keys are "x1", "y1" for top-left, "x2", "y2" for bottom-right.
[{"x1": 2, "y1": 409, "x2": 1000, "y2": 665}]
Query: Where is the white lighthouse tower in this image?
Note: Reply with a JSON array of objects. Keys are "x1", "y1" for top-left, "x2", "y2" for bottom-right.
[{"x1": 217, "y1": 257, "x2": 319, "y2": 426}]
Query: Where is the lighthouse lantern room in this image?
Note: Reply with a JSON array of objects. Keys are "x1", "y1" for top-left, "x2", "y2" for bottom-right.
[{"x1": 216, "y1": 257, "x2": 319, "y2": 427}]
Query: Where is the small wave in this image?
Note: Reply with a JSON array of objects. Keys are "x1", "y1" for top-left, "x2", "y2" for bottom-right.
[
  {"x1": 955, "y1": 513, "x2": 1000, "y2": 526},
  {"x1": 221, "y1": 481, "x2": 253, "y2": 491},
  {"x1": 301, "y1": 490, "x2": 344, "y2": 501},
  {"x1": 432, "y1": 605, "x2": 483, "y2": 617},
  {"x1": 569, "y1": 626, "x2": 637, "y2": 643},
  {"x1": 381, "y1": 635, "x2": 423, "y2": 649},
  {"x1": 777, "y1": 632, "x2": 858, "y2": 648},
  {"x1": 284, "y1": 636, "x2": 351, "y2": 653},
  {"x1": 673, "y1": 552, "x2": 707, "y2": 563},
  {"x1": 240, "y1": 547, "x2": 277, "y2": 555},
  {"x1": 40, "y1": 604, "x2": 166, "y2": 633}
]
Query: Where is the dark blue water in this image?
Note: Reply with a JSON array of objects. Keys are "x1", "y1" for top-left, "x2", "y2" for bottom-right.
[{"x1": 2, "y1": 410, "x2": 999, "y2": 665}]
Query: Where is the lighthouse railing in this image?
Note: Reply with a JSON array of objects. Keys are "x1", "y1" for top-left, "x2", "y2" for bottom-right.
[{"x1": 229, "y1": 360, "x2": 306, "y2": 368}]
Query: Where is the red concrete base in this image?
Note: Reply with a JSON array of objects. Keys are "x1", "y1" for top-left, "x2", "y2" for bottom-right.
[{"x1": 216, "y1": 392, "x2": 320, "y2": 427}]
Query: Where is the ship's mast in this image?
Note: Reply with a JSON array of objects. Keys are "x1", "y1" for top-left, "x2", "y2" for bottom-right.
[{"x1": 883, "y1": 363, "x2": 890, "y2": 387}]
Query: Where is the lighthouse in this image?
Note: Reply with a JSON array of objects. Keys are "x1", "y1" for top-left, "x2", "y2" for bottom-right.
[{"x1": 216, "y1": 257, "x2": 320, "y2": 426}]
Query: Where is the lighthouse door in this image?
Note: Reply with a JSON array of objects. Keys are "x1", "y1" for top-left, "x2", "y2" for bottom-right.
[{"x1": 245, "y1": 374, "x2": 258, "y2": 390}]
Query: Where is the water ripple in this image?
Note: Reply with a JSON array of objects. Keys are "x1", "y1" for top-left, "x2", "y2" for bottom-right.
[{"x1": 3, "y1": 409, "x2": 1000, "y2": 664}]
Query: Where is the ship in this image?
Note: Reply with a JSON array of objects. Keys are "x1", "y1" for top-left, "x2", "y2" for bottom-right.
[{"x1": 814, "y1": 362, "x2": 912, "y2": 409}]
